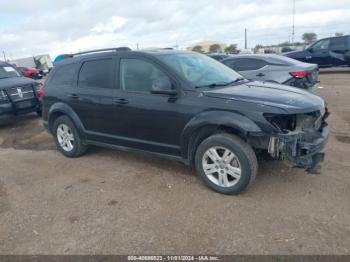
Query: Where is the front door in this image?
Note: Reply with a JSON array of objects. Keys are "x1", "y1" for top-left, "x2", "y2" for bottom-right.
[
  {"x1": 108, "y1": 56, "x2": 183, "y2": 156},
  {"x1": 307, "y1": 39, "x2": 331, "y2": 66}
]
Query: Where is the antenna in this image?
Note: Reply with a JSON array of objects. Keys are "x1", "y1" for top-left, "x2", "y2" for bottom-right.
[
  {"x1": 245, "y1": 28, "x2": 247, "y2": 49},
  {"x1": 292, "y1": 0, "x2": 295, "y2": 43}
]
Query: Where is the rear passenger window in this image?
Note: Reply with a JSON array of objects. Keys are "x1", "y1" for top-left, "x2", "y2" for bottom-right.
[
  {"x1": 51, "y1": 64, "x2": 76, "y2": 85},
  {"x1": 330, "y1": 37, "x2": 347, "y2": 50},
  {"x1": 78, "y1": 59, "x2": 114, "y2": 89},
  {"x1": 224, "y1": 58, "x2": 267, "y2": 71},
  {"x1": 119, "y1": 58, "x2": 170, "y2": 92}
]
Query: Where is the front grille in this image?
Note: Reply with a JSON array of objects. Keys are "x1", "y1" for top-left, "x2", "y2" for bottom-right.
[{"x1": 6, "y1": 85, "x2": 35, "y2": 102}]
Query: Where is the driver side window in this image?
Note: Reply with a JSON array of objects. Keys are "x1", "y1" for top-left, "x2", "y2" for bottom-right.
[
  {"x1": 312, "y1": 39, "x2": 330, "y2": 50},
  {"x1": 119, "y1": 58, "x2": 170, "y2": 92}
]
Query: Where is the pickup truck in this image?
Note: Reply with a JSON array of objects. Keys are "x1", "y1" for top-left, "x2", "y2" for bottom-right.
[
  {"x1": 284, "y1": 35, "x2": 350, "y2": 68},
  {"x1": 0, "y1": 61, "x2": 43, "y2": 123}
]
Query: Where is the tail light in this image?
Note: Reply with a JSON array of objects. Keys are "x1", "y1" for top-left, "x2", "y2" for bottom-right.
[
  {"x1": 37, "y1": 85, "x2": 45, "y2": 98},
  {"x1": 290, "y1": 71, "x2": 311, "y2": 78}
]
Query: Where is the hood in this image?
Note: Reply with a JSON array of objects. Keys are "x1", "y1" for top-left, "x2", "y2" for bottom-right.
[
  {"x1": 283, "y1": 49, "x2": 307, "y2": 58},
  {"x1": 203, "y1": 81, "x2": 325, "y2": 114},
  {"x1": 0, "y1": 76, "x2": 35, "y2": 90}
]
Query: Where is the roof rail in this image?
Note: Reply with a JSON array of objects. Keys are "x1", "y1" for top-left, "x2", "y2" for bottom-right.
[{"x1": 70, "y1": 47, "x2": 131, "y2": 57}]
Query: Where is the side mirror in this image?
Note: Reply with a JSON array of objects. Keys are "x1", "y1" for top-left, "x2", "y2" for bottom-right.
[
  {"x1": 308, "y1": 48, "x2": 313, "y2": 53},
  {"x1": 150, "y1": 79, "x2": 177, "y2": 95}
]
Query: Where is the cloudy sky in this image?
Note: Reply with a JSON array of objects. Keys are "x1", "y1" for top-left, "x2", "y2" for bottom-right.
[{"x1": 0, "y1": 0, "x2": 349, "y2": 60}]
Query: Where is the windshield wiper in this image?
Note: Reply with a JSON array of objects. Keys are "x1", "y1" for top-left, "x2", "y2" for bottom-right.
[
  {"x1": 0, "y1": 77, "x2": 10, "y2": 79},
  {"x1": 195, "y1": 77, "x2": 246, "y2": 88},
  {"x1": 225, "y1": 77, "x2": 245, "y2": 85}
]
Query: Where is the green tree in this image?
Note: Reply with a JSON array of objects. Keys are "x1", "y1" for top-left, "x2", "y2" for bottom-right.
[
  {"x1": 224, "y1": 44, "x2": 238, "y2": 54},
  {"x1": 209, "y1": 44, "x2": 222, "y2": 53},
  {"x1": 192, "y1": 45, "x2": 203, "y2": 53},
  {"x1": 302, "y1": 32, "x2": 317, "y2": 44}
]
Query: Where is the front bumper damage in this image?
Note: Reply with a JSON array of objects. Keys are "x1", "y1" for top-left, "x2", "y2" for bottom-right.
[{"x1": 267, "y1": 109, "x2": 330, "y2": 174}]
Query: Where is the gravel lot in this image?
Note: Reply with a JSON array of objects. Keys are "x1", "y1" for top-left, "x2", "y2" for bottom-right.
[{"x1": 0, "y1": 72, "x2": 349, "y2": 255}]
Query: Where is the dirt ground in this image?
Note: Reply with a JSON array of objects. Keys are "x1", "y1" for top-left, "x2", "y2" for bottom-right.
[{"x1": 0, "y1": 72, "x2": 349, "y2": 255}]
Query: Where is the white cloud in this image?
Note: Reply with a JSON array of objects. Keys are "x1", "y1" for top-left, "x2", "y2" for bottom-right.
[
  {"x1": 0, "y1": 0, "x2": 349, "y2": 59},
  {"x1": 91, "y1": 16, "x2": 128, "y2": 33}
]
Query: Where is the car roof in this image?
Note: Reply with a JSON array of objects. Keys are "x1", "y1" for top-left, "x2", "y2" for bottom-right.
[
  {"x1": 222, "y1": 54, "x2": 301, "y2": 65},
  {"x1": 54, "y1": 49, "x2": 195, "y2": 66}
]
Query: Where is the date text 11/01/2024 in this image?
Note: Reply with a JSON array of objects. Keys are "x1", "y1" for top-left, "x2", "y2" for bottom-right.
[{"x1": 127, "y1": 255, "x2": 219, "y2": 261}]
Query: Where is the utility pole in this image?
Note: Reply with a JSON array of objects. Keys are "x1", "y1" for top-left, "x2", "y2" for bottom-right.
[
  {"x1": 292, "y1": 0, "x2": 295, "y2": 43},
  {"x1": 244, "y1": 28, "x2": 247, "y2": 49},
  {"x1": 136, "y1": 43, "x2": 139, "y2": 50},
  {"x1": 2, "y1": 51, "x2": 6, "y2": 62}
]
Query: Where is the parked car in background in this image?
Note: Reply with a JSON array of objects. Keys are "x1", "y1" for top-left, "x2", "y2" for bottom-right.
[
  {"x1": 208, "y1": 54, "x2": 230, "y2": 61},
  {"x1": 239, "y1": 49, "x2": 254, "y2": 54},
  {"x1": 0, "y1": 61, "x2": 43, "y2": 123},
  {"x1": 43, "y1": 48, "x2": 329, "y2": 195},
  {"x1": 284, "y1": 35, "x2": 350, "y2": 68},
  {"x1": 10, "y1": 55, "x2": 53, "y2": 74},
  {"x1": 221, "y1": 54, "x2": 319, "y2": 90},
  {"x1": 16, "y1": 66, "x2": 43, "y2": 79}
]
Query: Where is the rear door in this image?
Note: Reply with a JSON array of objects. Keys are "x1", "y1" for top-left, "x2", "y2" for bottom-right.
[
  {"x1": 329, "y1": 36, "x2": 349, "y2": 66},
  {"x1": 71, "y1": 56, "x2": 117, "y2": 133},
  {"x1": 223, "y1": 58, "x2": 269, "y2": 81}
]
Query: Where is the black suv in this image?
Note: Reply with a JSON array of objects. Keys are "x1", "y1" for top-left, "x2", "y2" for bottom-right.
[
  {"x1": 0, "y1": 61, "x2": 43, "y2": 123},
  {"x1": 285, "y1": 35, "x2": 350, "y2": 68},
  {"x1": 42, "y1": 48, "x2": 329, "y2": 195}
]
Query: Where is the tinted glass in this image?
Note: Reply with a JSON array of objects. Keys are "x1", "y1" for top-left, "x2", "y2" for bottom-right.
[
  {"x1": 0, "y1": 65, "x2": 20, "y2": 78},
  {"x1": 312, "y1": 39, "x2": 330, "y2": 50},
  {"x1": 330, "y1": 37, "x2": 347, "y2": 49},
  {"x1": 157, "y1": 52, "x2": 242, "y2": 88},
  {"x1": 78, "y1": 59, "x2": 114, "y2": 89},
  {"x1": 119, "y1": 58, "x2": 170, "y2": 92},
  {"x1": 51, "y1": 64, "x2": 76, "y2": 85},
  {"x1": 224, "y1": 58, "x2": 267, "y2": 71}
]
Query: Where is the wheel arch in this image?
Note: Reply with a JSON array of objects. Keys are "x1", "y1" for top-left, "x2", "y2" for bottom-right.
[
  {"x1": 48, "y1": 103, "x2": 85, "y2": 138},
  {"x1": 181, "y1": 111, "x2": 262, "y2": 165}
]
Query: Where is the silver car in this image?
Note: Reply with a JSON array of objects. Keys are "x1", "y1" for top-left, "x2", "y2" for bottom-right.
[{"x1": 221, "y1": 54, "x2": 319, "y2": 90}]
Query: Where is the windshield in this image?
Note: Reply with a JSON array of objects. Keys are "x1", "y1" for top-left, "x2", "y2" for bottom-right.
[
  {"x1": 157, "y1": 52, "x2": 243, "y2": 88},
  {"x1": 0, "y1": 65, "x2": 20, "y2": 79}
]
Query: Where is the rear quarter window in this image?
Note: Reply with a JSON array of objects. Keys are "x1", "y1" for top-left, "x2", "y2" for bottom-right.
[{"x1": 50, "y1": 64, "x2": 76, "y2": 86}]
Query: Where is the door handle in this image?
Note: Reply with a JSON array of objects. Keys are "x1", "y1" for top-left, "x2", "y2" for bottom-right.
[
  {"x1": 68, "y1": 93, "x2": 79, "y2": 99},
  {"x1": 113, "y1": 98, "x2": 129, "y2": 104},
  {"x1": 256, "y1": 73, "x2": 265, "y2": 77}
]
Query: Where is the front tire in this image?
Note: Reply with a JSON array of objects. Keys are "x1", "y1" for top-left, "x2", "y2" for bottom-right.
[
  {"x1": 53, "y1": 115, "x2": 87, "y2": 158},
  {"x1": 195, "y1": 133, "x2": 258, "y2": 195}
]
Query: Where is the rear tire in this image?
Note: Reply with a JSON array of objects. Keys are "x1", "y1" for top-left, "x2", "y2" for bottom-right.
[
  {"x1": 36, "y1": 109, "x2": 42, "y2": 117},
  {"x1": 195, "y1": 133, "x2": 258, "y2": 195},
  {"x1": 53, "y1": 115, "x2": 87, "y2": 158}
]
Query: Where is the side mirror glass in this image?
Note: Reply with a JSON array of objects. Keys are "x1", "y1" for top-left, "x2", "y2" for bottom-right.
[{"x1": 151, "y1": 79, "x2": 177, "y2": 95}]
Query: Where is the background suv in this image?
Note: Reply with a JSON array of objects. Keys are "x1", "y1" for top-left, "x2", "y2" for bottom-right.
[
  {"x1": 43, "y1": 48, "x2": 329, "y2": 195},
  {"x1": 285, "y1": 35, "x2": 350, "y2": 68}
]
